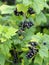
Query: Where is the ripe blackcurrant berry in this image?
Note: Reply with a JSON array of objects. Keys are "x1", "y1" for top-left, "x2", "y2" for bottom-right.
[
  {"x1": 43, "y1": 42, "x2": 46, "y2": 45},
  {"x1": 23, "y1": 21, "x2": 28, "y2": 28},
  {"x1": 14, "y1": 10, "x2": 19, "y2": 16},
  {"x1": 26, "y1": 49, "x2": 34, "y2": 59},
  {"x1": 28, "y1": 21, "x2": 34, "y2": 27},
  {"x1": 28, "y1": 42, "x2": 37, "y2": 47},
  {"x1": 19, "y1": 11, "x2": 23, "y2": 15},
  {"x1": 28, "y1": 7, "x2": 35, "y2": 14},
  {"x1": 26, "y1": 51, "x2": 34, "y2": 59},
  {"x1": 26, "y1": 47, "x2": 38, "y2": 59},
  {"x1": 28, "y1": 47, "x2": 32, "y2": 50}
]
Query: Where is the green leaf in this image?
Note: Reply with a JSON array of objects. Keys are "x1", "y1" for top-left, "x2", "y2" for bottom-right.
[
  {"x1": 35, "y1": 12, "x2": 47, "y2": 26},
  {"x1": 0, "y1": 53, "x2": 5, "y2": 65},
  {"x1": 34, "y1": 54, "x2": 43, "y2": 65},
  {"x1": 0, "y1": 5, "x2": 16, "y2": 14},
  {"x1": 33, "y1": 0, "x2": 46, "y2": 14},
  {"x1": 16, "y1": 4, "x2": 28, "y2": 13},
  {"x1": 0, "y1": 25, "x2": 18, "y2": 42},
  {"x1": 23, "y1": 0, "x2": 32, "y2": 6},
  {"x1": 39, "y1": 46, "x2": 48, "y2": 58},
  {"x1": 0, "y1": 40, "x2": 12, "y2": 57}
]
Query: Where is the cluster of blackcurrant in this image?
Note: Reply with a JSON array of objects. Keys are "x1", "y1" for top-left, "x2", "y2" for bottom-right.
[
  {"x1": 14, "y1": 9, "x2": 23, "y2": 16},
  {"x1": 26, "y1": 47, "x2": 38, "y2": 59},
  {"x1": 26, "y1": 42, "x2": 38, "y2": 59},
  {"x1": 10, "y1": 49, "x2": 18, "y2": 64},
  {"x1": 19, "y1": 21, "x2": 34, "y2": 30},
  {"x1": 28, "y1": 7, "x2": 35, "y2": 14},
  {"x1": 10, "y1": 49, "x2": 23, "y2": 64},
  {"x1": 17, "y1": 21, "x2": 34, "y2": 36}
]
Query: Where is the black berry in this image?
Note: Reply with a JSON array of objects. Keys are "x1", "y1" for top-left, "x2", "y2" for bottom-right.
[
  {"x1": 19, "y1": 21, "x2": 28, "y2": 28},
  {"x1": 26, "y1": 50, "x2": 34, "y2": 59},
  {"x1": 23, "y1": 21, "x2": 28, "y2": 28},
  {"x1": 19, "y1": 21, "x2": 34, "y2": 31},
  {"x1": 14, "y1": 10, "x2": 19, "y2": 16},
  {"x1": 43, "y1": 42, "x2": 46, "y2": 45},
  {"x1": 28, "y1": 21, "x2": 34, "y2": 27},
  {"x1": 26, "y1": 47, "x2": 38, "y2": 59},
  {"x1": 28, "y1": 42, "x2": 37, "y2": 47},
  {"x1": 14, "y1": 10, "x2": 24, "y2": 16},
  {"x1": 19, "y1": 11, "x2": 23, "y2": 15},
  {"x1": 28, "y1": 7, "x2": 35, "y2": 14}
]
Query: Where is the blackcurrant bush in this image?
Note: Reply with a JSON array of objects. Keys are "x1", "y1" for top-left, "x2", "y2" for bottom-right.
[{"x1": 28, "y1": 7, "x2": 35, "y2": 14}]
